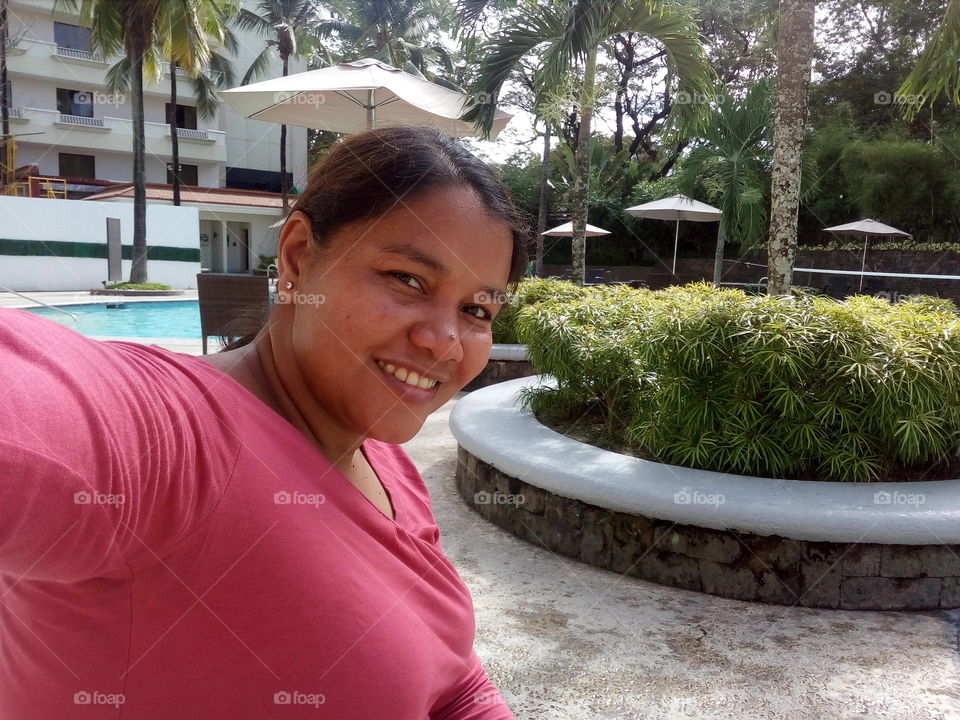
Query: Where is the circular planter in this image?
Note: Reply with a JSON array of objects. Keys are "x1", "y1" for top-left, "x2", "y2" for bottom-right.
[
  {"x1": 90, "y1": 289, "x2": 185, "y2": 297},
  {"x1": 463, "y1": 344, "x2": 535, "y2": 391},
  {"x1": 450, "y1": 376, "x2": 960, "y2": 610}
]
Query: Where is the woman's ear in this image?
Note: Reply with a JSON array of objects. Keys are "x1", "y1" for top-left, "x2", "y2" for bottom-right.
[{"x1": 276, "y1": 211, "x2": 314, "y2": 288}]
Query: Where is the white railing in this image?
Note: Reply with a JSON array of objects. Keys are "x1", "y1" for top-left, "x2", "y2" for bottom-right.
[
  {"x1": 59, "y1": 113, "x2": 105, "y2": 127},
  {"x1": 55, "y1": 46, "x2": 102, "y2": 62},
  {"x1": 175, "y1": 127, "x2": 209, "y2": 140},
  {"x1": 7, "y1": 107, "x2": 22, "y2": 119}
]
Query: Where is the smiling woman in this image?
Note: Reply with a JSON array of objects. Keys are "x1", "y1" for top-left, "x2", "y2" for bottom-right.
[{"x1": 0, "y1": 127, "x2": 529, "y2": 719}]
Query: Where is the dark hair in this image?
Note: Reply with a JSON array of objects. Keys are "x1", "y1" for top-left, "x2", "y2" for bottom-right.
[{"x1": 221, "y1": 126, "x2": 530, "y2": 351}]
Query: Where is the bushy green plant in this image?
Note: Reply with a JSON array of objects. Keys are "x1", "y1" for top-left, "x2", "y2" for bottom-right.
[
  {"x1": 491, "y1": 278, "x2": 588, "y2": 344},
  {"x1": 517, "y1": 282, "x2": 960, "y2": 482},
  {"x1": 103, "y1": 282, "x2": 173, "y2": 290}
]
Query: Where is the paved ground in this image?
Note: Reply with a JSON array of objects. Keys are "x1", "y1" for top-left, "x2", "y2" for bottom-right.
[
  {"x1": 5, "y1": 292, "x2": 960, "y2": 719},
  {"x1": 407, "y1": 397, "x2": 960, "y2": 720}
]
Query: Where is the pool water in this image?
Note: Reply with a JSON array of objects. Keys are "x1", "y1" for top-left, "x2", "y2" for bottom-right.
[{"x1": 27, "y1": 300, "x2": 201, "y2": 338}]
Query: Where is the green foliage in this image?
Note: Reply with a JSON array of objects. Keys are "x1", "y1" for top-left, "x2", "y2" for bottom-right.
[
  {"x1": 518, "y1": 282, "x2": 960, "y2": 482},
  {"x1": 492, "y1": 278, "x2": 588, "y2": 344},
  {"x1": 104, "y1": 282, "x2": 174, "y2": 290}
]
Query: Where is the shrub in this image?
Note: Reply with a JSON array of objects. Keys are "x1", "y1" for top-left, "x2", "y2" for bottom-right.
[
  {"x1": 491, "y1": 278, "x2": 588, "y2": 344},
  {"x1": 103, "y1": 282, "x2": 173, "y2": 291},
  {"x1": 516, "y1": 282, "x2": 960, "y2": 482}
]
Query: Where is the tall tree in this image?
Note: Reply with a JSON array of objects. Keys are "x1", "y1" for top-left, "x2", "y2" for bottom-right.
[
  {"x1": 57, "y1": 0, "x2": 167, "y2": 284},
  {"x1": 466, "y1": 0, "x2": 713, "y2": 285},
  {"x1": 319, "y1": 0, "x2": 452, "y2": 77},
  {"x1": 238, "y1": 0, "x2": 325, "y2": 211},
  {"x1": 1, "y1": 0, "x2": 9, "y2": 191},
  {"x1": 766, "y1": 0, "x2": 816, "y2": 295},
  {"x1": 677, "y1": 81, "x2": 775, "y2": 283}
]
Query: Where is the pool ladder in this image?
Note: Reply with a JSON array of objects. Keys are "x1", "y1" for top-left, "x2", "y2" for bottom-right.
[{"x1": 0, "y1": 283, "x2": 78, "y2": 321}]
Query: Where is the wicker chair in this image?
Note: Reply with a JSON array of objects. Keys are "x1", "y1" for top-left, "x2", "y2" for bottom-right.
[{"x1": 196, "y1": 273, "x2": 270, "y2": 354}]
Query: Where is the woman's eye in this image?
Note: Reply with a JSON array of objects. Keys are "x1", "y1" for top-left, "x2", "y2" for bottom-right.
[
  {"x1": 391, "y1": 272, "x2": 423, "y2": 291},
  {"x1": 463, "y1": 305, "x2": 492, "y2": 321}
]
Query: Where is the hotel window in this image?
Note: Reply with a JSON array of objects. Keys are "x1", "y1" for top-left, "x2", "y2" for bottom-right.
[
  {"x1": 56, "y1": 88, "x2": 94, "y2": 117},
  {"x1": 59, "y1": 153, "x2": 95, "y2": 179},
  {"x1": 165, "y1": 103, "x2": 198, "y2": 130},
  {"x1": 166, "y1": 163, "x2": 199, "y2": 186},
  {"x1": 53, "y1": 22, "x2": 93, "y2": 51}
]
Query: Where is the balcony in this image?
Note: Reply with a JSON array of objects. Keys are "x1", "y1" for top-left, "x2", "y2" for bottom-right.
[
  {"x1": 13, "y1": 107, "x2": 226, "y2": 163},
  {"x1": 55, "y1": 45, "x2": 104, "y2": 63},
  {"x1": 57, "y1": 113, "x2": 106, "y2": 129}
]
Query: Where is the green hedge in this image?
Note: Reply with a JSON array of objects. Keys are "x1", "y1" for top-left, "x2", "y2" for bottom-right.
[
  {"x1": 516, "y1": 282, "x2": 960, "y2": 482},
  {"x1": 492, "y1": 278, "x2": 590, "y2": 344}
]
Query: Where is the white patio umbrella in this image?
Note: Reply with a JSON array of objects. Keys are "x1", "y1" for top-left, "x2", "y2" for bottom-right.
[
  {"x1": 624, "y1": 194, "x2": 721, "y2": 275},
  {"x1": 822, "y1": 218, "x2": 911, "y2": 292},
  {"x1": 541, "y1": 221, "x2": 612, "y2": 237},
  {"x1": 219, "y1": 58, "x2": 513, "y2": 138}
]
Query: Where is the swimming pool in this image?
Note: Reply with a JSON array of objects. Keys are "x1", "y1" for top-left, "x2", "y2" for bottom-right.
[{"x1": 25, "y1": 300, "x2": 201, "y2": 338}]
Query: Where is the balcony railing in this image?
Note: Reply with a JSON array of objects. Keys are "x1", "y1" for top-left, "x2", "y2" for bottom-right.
[
  {"x1": 59, "y1": 114, "x2": 105, "y2": 127},
  {"x1": 7, "y1": 107, "x2": 22, "y2": 119},
  {"x1": 175, "y1": 127, "x2": 210, "y2": 141},
  {"x1": 55, "y1": 46, "x2": 103, "y2": 62}
]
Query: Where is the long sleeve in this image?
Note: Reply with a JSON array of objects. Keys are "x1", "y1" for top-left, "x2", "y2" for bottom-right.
[
  {"x1": 429, "y1": 651, "x2": 516, "y2": 719},
  {"x1": 0, "y1": 309, "x2": 240, "y2": 580}
]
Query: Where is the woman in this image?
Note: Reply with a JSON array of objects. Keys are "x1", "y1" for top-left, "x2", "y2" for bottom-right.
[{"x1": 0, "y1": 127, "x2": 527, "y2": 718}]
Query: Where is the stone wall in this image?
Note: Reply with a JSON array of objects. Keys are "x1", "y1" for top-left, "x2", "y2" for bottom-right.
[
  {"x1": 463, "y1": 359, "x2": 536, "y2": 392},
  {"x1": 456, "y1": 447, "x2": 960, "y2": 610}
]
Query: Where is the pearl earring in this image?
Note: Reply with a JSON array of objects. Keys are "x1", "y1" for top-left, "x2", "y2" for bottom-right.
[{"x1": 285, "y1": 281, "x2": 293, "y2": 290}]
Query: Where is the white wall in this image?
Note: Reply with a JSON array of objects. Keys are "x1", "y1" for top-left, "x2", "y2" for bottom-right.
[{"x1": 0, "y1": 196, "x2": 200, "y2": 290}]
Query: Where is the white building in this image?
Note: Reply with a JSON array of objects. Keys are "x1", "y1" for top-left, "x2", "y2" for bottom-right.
[{"x1": 2, "y1": 0, "x2": 309, "y2": 280}]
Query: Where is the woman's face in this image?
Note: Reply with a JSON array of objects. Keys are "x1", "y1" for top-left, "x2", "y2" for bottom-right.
[{"x1": 283, "y1": 186, "x2": 514, "y2": 444}]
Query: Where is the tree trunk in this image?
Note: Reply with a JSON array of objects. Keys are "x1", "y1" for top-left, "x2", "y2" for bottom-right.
[
  {"x1": 280, "y1": 54, "x2": 289, "y2": 212},
  {"x1": 713, "y1": 222, "x2": 725, "y2": 285},
  {"x1": 1, "y1": 0, "x2": 9, "y2": 191},
  {"x1": 130, "y1": 47, "x2": 148, "y2": 284},
  {"x1": 570, "y1": 48, "x2": 598, "y2": 287},
  {"x1": 169, "y1": 61, "x2": 181, "y2": 206},
  {"x1": 767, "y1": 0, "x2": 816, "y2": 295},
  {"x1": 535, "y1": 122, "x2": 551, "y2": 276}
]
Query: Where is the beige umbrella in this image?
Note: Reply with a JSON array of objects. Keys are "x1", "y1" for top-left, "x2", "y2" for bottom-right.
[
  {"x1": 822, "y1": 218, "x2": 911, "y2": 291},
  {"x1": 625, "y1": 194, "x2": 721, "y2": 274},
  {"x1": 220, "y1": 58, "x2": 513, "y2": 138},
  {"x1": 541, "y1": 221, "x2": 612, "y2": 237}
]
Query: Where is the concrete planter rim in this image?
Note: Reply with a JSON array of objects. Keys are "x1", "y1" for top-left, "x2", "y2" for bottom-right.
[{"x1": 449, "y1": 375, "x2": 960, "y2": 545}]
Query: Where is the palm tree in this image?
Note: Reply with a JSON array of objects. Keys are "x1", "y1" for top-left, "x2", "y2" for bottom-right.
[
  {"x1": 677, "y1": 81, "x2": 774, "y2": 284},
  {"x1": 159, "y1": 1, "x2": 239, "y2": 205},
  {"x1": 319, "y1": 0, "x2": 452, "y2": 77},
  {"x1": 57, "y1": 0, "x2": 166, "y2": 283},
  {"x1": 238, "y1": 0, "x2": 325, "y2": 211},
  {"x1": 466, "y1": 0, "x2": 713, "y2": 286},
  {"x1": 898, "y1": 0, "x2": 960, "y2": 120},
  {"x1": 766, "y1": 0, "x2": 816, "y2": 295}
]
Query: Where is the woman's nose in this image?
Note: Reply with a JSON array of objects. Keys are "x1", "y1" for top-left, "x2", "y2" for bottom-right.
[{"x1": 409, "y1": 315, "x2": 464, "y2": 363}]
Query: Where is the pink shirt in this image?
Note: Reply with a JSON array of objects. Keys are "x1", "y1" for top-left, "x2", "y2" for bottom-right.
[{"x1": 0, "y1": 309, "x2": 514, "y2": 719}]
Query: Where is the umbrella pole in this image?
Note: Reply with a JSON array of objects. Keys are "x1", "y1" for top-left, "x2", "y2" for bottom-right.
[
  {"x1": 672, "y1": 220, "x2": 679, "y2": 276},
  {"x1": 859, "y1": 234, "x2": 867, "y2": 292},
  {"x1": 367, "y1": 89, "x2": 376, "y2": 129}
]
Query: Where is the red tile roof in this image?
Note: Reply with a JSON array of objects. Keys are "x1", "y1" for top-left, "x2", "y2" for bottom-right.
[{"x1": 85, "y1": 183, "x2": 285, "y2": 209}]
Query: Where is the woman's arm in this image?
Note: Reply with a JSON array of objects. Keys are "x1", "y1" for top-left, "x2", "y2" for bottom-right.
[{"x1": 430, "y1": 651, "x2": 516, "y2": 720}]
